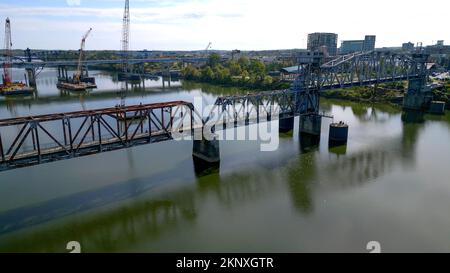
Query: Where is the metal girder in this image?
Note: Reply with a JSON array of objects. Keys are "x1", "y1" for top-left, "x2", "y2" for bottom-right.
[
  {"x1": 212, "y1": 51, "x2": 428, "y2": 118},
  {"x1": 205, "y1": 89, "x2": 299, "y2": 128},
  {"x1": 302, "y1": 51, "x2": 426, "y2": 90},
  {"x1": 0, "y1": 101, "x2": 196, "y2": 171}
]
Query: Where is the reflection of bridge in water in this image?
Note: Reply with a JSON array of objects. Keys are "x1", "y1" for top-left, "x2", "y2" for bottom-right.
[{"x1": 286, "y1": 108, "x2": 426, "y2": 213}]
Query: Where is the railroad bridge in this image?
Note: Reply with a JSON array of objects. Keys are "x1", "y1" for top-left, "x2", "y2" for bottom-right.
[{"x1": 0, "y1": 51, "x2": 436, "y2": 172}]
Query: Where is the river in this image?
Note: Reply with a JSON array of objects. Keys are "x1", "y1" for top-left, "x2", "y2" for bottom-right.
[{"x1": 0, "y1": 68, "x2": 450, "y2": 253}]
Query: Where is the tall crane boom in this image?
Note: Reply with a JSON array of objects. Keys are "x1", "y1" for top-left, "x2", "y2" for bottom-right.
[
  {"x1": 121, "y1": 0, "x2": 130, "y2": 74},
  {"x1": 74, "y1": 28, "x2": 92, "y2": 83},
  {"x1": 205, "y1": 42, "x2": 212, "y2": 54},
  {"x1": 2, "y1": 18, "x2": 12, "y2": 85}
]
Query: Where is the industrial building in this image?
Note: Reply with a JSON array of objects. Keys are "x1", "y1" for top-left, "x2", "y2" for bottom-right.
[{"x1": 307, "y1": 32, "x2": 338, "y2": 56}]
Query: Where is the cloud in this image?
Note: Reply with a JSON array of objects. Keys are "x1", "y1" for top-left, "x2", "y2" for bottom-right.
[{"x1": 66, "y1": 0, "x2": 81, "y2": 6}]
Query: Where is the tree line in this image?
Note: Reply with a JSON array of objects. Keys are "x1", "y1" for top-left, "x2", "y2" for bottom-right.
[{"x1": 182, "y1": 53, "x2": 289, "y2": 90}]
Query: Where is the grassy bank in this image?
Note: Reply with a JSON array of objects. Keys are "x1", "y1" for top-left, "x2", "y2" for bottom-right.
[
  {"x1": 321, "y1": 81, "x2": 450, "y2": 109},
  {"x1": 321, "y1": 84, "x2": 404, "y2": 104}
]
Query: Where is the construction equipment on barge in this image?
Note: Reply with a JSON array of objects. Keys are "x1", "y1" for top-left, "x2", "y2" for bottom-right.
[
  {"x1": 117, "y1": 0, "x2": 141, "y2": 81},
  {"x1": 1, "y1": 18, "x2": 34, "y2": 96},
  {"x1": 56, "y1": 28, "x2": 97, "y2": 91}
]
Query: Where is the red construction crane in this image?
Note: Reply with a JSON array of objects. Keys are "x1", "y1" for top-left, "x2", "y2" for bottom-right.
[{"x1": 2, "y1": 18, "x2": 12, "y2": 86}]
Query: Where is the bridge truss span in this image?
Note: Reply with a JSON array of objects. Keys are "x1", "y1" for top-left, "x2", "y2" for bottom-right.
[
  {"x1": 294, "y1": 51, "x2": 427, "y2": 91},
  {"x1": 0, "y1": 101, "x2": 196, "y2": 171}
]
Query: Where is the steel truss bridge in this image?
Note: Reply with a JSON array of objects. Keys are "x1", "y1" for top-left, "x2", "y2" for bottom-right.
[{"x1": 0, "y1": 51, "x2": 430, "y2": 172}]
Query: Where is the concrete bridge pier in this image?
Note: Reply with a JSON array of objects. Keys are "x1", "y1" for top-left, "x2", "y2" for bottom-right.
[
  {"x1": 58, "y1": 66, "x2": 69, "y2": 82},
  {"x1": 279, "y1": 113, "x2": 294, "y2": 133},
  {"x1": 162, "y1": 67, "x2": 171, "y2": 88},
  {"x1": 192, "y1": 139, "x2": 220, "y2": 176},
  {"x1": 192, "y1": 130, "x2": 220, "y2": 167},
  {"x1": 299, "y1": 113, "x2": 322, "y2": 137},
  {"x1": 25, "y1": 68, "x2": 36, "y2": 88},
  {"x1": 403, "y1": 78, "x2": 433, "y2": 111}
]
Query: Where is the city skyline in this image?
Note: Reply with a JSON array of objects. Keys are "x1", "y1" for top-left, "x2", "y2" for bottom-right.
[{"x1": 0, "y1": 0, "x2": 448, "y2": 51}]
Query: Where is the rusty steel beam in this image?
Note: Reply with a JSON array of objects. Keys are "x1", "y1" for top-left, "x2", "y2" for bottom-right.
[{"x1": 0, "y1": 101, "x2": 193, "y2": 127}]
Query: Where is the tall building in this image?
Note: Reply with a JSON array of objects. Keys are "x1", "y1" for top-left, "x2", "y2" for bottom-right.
[
  {"x1": 340, "y1": 35, "x2": 376, "y2": 55},
  {"x1": 363, "y1": 35, "x2": 376, "y2": 51},
  {"x1": 341, "y1": 40, "x2": 364, "y2": 55},
  {"x1": 307, "y1": 32, "x2": 338, "y2": 56}
]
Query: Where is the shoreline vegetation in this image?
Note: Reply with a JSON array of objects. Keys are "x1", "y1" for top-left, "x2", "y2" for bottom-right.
[
  {"x1": 181, "y1": 53, "x2": 450, "y2": 109},
  {"x1": 181, "y1": 53, "x2": 292, "y2": 91}
]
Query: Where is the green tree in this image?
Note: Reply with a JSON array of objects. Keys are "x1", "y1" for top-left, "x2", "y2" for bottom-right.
[
  {"x1": 263, "y1": 75, "x2": 273, "y2": 86},
  {"x1": 182, "y1": 65, "x2": 201, "y2": 80},
  {"x1": 228, "y1": 60, "x2": 242, "y2": 76},
  {"x1": 201, "y1": 66, "x2": 215, "y2": 82},
  {"x1": 249, "y1": 60, "x2": 266, "y2": 80},
  {"x1": 208, "y1": 53, "x2": 221, "y2": 67},
  {"x1": 237, "y1": 57, "x2": 250, "y2": 70}
]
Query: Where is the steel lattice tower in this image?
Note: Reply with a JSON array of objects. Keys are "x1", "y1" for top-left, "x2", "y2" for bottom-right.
[
  {"x1": 121, "y1": 0, "x2": 130, "y2": 74},
  {"x1": 2, "y1": 18, "x2": 12, "y2": 85}
]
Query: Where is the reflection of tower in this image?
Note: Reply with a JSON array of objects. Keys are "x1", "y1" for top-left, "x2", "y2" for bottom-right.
[
  {"x1": 119, "y1": 81, "x2": 128, "y2": 107},
  {"x1": 400, "y1": 111, "x2": 425, "y2": 161},
  {"x1": 287, "y1": 143, "x2": 318, "y2": 213}
]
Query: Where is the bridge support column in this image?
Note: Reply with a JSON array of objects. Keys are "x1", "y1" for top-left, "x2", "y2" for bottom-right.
[
  {"x1": 403, "y1": 78, "x2": 432, "y2": 111},
  {"x1": 193, "y1": 139, "x2": 220, "y2": 175},
  {"x1": 299, "y1": 114, "x2": 322, "y2": 137},
  {"x1": 279, "y1": 113, "x2": 294, "y2": 133},
  {"x1": 192, "y1": 136, "x2": 220, "y2": 164},
  {"x1": 59, "y1": 66, "x2": 69, "y2": 82},
  {"x1": 25, "y1": 68, "x2": 36, "y2": 88}
]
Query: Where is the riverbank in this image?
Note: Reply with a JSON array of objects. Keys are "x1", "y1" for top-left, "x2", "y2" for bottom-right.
[
  {"x1": 320, "y1": 85, "x2": 404, "y2": 104},
  {"x1": 320, "y1": 82, "x2": 450, "y2": 109}
]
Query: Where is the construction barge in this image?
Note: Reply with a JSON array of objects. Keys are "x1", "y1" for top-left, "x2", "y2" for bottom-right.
[
  {"x1": 0, "y1": 82, "x2": 34, "y2": 96},
  {"x1": 56, "y1": 28, "x2": 97, "y2": 92},
  {"x1": 56, "y1": 81, "x2": 97, "y2": 91},
  {"x1": 1, "y1": 19, "x2": 35, "y2": 96}
]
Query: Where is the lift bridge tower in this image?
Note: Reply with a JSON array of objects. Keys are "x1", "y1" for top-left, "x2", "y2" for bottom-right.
[{"x1": 290, "y1": 51, "x2": 324, "y2": 137}]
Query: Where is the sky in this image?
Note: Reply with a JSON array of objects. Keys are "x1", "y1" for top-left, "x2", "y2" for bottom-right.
[{"x1": 0, "y1": 0, "x2": 448, "y2": 51}]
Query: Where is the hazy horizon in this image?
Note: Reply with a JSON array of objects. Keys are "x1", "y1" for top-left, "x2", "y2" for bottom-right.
[{"x1": 0, "y1": 0, "x2": 448, "y2": 51}]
